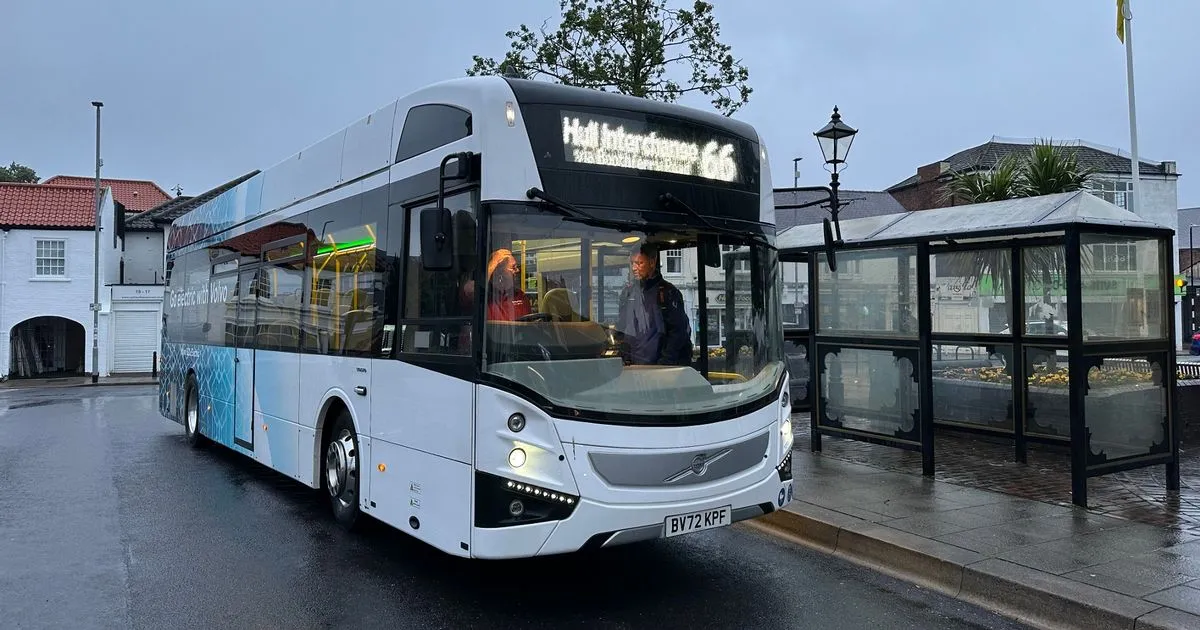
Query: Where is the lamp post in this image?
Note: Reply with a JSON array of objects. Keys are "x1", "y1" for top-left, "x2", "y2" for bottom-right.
[
  {"x1": 1190, "y1": 224, "x2": 1198, "y2": 288},
  {"x1": 773, "y1": 107, "x2": 859, "y2": 272},
  {"x1": 813, "y1": 106, "x2": 858, "y2": 245},
  {"x1": 91, "y1": 101, "x2": 103, "y2": 384}
]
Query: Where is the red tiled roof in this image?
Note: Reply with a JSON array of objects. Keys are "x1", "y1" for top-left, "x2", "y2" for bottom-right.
[
  {"x1": 41, "y1": 175, "x2": 171, "y2": 212},
  {"x1": 0, "y1": 182, "x2": 98, "y2": 228}
]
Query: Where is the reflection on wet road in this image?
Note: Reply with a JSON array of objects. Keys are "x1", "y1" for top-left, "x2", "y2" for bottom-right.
[{"x1": 0, "y1": 385, "x2": 1028, "y2": 629}]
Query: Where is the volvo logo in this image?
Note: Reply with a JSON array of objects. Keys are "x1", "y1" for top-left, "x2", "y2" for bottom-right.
[{"x1": 663, "y1": 448, "x2": 733, "y2": 484}]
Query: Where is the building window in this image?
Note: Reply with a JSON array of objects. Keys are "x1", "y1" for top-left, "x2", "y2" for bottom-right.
[
  {"x1": 664, "y1": 248, "x2": 682, "y2": 275},
  {"x1": 35, "y1": 239, "x2": 66, "y2": 277},
  {"x1": 1087, "y1": 179, "x2": 1134, "y2": 210},
  {"x1": 1092, "y1": 243, "x2": 1137, "y2": 272}
]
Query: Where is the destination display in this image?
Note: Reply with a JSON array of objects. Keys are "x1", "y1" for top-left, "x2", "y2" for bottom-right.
[{"x1": 561, "y1": 110, "x2": 742, "y2": 184}]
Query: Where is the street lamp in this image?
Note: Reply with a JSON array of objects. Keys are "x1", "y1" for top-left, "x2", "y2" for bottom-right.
[
  {"x1": 774, "y1": 107, "x2": 859, "y2": 272},
  {"x1": 91, "y1": 100, "x2": 102, "y2": 384},
  {"x1": 813, "y1": 106, "x2": 858, "y2": 247}
]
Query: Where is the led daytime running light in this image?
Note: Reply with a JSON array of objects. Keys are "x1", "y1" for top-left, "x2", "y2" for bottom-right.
[{"x1": 505, "y1": 480, "x2": 576, "y2": 505}]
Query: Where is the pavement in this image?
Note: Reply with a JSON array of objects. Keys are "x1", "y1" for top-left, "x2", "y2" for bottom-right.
[
  {"x1": 747, "y1": 415, "x2": 1200, "y2": 630},
  {"x1": 0, "y1": 373, "x2": 158, "y2": 389}
]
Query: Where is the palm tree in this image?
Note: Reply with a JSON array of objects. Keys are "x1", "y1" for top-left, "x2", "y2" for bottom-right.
[{"x1": 937, "y1": 140, "x2": 1097, "y2": 341}]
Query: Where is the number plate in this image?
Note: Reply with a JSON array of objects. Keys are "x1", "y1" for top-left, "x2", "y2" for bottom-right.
[{"x1": 664, "y1": 505, "x2": 732, "y2": 538}]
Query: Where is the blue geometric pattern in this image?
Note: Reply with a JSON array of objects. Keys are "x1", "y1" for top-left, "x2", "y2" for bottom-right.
[
  {"x1": 167, "y1": 174, "x2": 264, "y2": 252},
  {"x1": 159, "y1": 341, "x2": 238, "y2": 449}
]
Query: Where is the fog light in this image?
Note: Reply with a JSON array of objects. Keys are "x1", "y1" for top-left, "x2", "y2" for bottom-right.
[
  {"x1": 508, "y1": 447, "x2": 527, "y2": 468},
  {"x1": 507, "y1": 413, "x2": 526, "y2": 433},
  {"x1": 509, "y1": 499, "x2": 524, "y2": 516}
]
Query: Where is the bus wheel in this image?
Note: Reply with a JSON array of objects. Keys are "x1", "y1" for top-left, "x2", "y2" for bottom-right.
[
  {"x1": 184, "y1": 376, "x2": 204, "y2": 448},
  {"x1": 324, "y1": 409, "x2": 361, "y2": 530}
]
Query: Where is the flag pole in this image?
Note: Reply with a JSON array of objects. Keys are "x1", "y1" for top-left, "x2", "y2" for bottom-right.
[{"x1": 1122, "y1": 0, "x2": 1141, "y2": 214}]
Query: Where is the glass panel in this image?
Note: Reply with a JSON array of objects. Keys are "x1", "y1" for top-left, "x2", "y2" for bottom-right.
[
  {"x1": 405, "y1": 191, "x2": 478, "y2": 321},
  {"x1": 396, "y1": 104, "x2": 472, "y2": 162},
  {"x1": 782, "y1": 260, "x2": 809, "y2": 330},
  {"x1": 1085, "y1": 355, "x2": 1168, "y2": 463},
  {"x1": 481, "y1": 204, "x2": 784, "y2": 418},
  {"x1": 786, "y1": 340, "x2": 809, "y2": 407},
  {"x1": 305, "y1": 200, "x2": 388, "y2": 357},
  {"x1": 1022, "y1": 245, "x2": 1068, "y2": 338},
  {"x1": 817, "y1": 246, "x2": 918, "y2": 338},
  {"x1": 256, "y1": 259, "x2": 304, "y2": 352},
  {"x1": 1081, "y1": 234, "x2": 1164, "y2": 341},
  {"x1": 821, "y1": 346, "x2": 919, "y2": 439},
  {"x1": 931, "y1": 249, "x2": 1012, "y2": 334},
  {"x1": 1025, "y1": 346, "x2": 1070, "y2": 438},
  {"x1": 932, "y1": 344, "x2": 1013, "y2": 431}
]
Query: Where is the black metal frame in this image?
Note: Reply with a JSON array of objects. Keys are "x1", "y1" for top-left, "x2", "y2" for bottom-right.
[{"x1": 782, "y1": 218, "x2": 1178, "y2": 507}]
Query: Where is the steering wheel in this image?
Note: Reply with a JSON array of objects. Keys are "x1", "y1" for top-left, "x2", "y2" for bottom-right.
[{"x1": 517, "y1": 312, "x2": 553, "y2": 322}]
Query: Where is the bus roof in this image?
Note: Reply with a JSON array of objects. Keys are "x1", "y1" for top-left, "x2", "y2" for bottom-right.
[{"x1": 167, "y1": 76, "x2": 765, "y2": 253}]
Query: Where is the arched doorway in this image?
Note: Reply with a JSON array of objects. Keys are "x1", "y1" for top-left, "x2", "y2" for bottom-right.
[{"x1": 9, "y1": 316, "x2": 86, "y2": 378}]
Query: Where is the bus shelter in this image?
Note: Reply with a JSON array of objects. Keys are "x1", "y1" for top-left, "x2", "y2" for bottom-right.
[{"x1": 775, "y1": 191, "x2": 1179, "y2": 507}]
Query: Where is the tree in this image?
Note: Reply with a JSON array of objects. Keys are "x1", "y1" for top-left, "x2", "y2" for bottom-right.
[
  {"x1": 0, "y1": 161, "x2": 38, "y2": 183},
  {"x1": 466, "y1": 0, "x2": 752, "y2": 116}
]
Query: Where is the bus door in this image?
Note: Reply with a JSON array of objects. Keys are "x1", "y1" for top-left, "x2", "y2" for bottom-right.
[{"x1": 233, "y1": 265, "x2": 258, "y2": 450}]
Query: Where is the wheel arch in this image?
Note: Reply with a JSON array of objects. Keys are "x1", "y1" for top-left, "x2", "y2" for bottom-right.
[{"x1": 310, "y1": 389, "x2": 359, "y2": 488}]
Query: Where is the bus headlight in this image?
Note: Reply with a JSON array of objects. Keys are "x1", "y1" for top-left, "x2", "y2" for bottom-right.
[
  {"x1": 508, "y1": 447, "x2": 527, "y2": 468},
  {"x1": 780, "y1": 417, "x2": 794, "y2": 454}
]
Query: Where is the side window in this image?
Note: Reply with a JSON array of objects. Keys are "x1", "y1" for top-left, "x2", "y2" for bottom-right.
[
  {"x1": 304, "y1": 188, "x2": 391, "y2": 357},
  {"x1": 163, "y1": 255, "x2": 183, "y2": 343},
  {"x1": 236, "y1": 268, "x2": 258, "y2": 348},
  {"x1": 395, "y1": 104, "x2": 472, "y2": 163},
  {"x1": 400, "y1": 189, "x2": 478, "y2": 355},
  {"x1": 206, "y1": 255, "x2": 239, "y2": 347},
  {"x1": 181, "y1": 249, "x2": 209, "y2": 344},
  {"x1": 257, "y1": 237, "x2": 306, "y2": 352}
]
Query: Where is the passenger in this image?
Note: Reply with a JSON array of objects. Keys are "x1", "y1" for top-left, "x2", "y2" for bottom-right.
[
  {"x1": 486, "y1": 248, "x2": 531, "y2": 321},
  {"x1": 616, "y1": 244, "x2": 692, "y2": 365}
]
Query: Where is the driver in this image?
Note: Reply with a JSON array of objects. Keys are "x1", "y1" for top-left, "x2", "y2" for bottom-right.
[
  {"x1": 616, "y1": 244, "x2": 692, "y2": 365},
  {"x1": 486, "y1": 248, "x2": 531, "y2": 321}
]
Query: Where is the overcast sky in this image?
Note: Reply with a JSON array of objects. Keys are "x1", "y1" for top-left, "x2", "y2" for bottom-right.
[{"x1": 2, "y1": 0, "x2": 1197, "y2": 209}]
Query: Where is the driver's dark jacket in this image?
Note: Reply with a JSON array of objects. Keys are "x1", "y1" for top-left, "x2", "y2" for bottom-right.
[{"x1": 616, "y1": 274, "x2": 691, "y2": 365}]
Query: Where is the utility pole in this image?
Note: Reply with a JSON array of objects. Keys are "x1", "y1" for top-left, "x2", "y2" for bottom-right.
[
  {"x1": 91, "y1": 101, "x2": 103, "y2": 384},
  {"x1": 792, "y1": 157, "x2": 802, "y2": 187}
]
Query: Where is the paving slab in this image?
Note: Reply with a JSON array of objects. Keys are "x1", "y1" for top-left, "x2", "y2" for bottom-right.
[{"x1": 745, "y1": 443, "x2": 1200, "y2": 630}]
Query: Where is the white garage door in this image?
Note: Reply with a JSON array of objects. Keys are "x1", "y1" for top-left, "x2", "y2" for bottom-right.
[{"x1": 113, "y1": 310, "x2": 159, "y2": 373}]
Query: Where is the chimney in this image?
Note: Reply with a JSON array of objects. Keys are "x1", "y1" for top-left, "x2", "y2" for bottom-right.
[
  {"x1": 1162, "y1": 160, "x2": 1177, "y2": 175},
  {"x1": 917, "y1": 161, "x2": 950, "y2": 183}
]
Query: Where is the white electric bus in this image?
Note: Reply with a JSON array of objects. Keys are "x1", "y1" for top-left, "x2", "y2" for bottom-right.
[{"x1": 159, "y1": 75, "x2": 794, "y2": 559}]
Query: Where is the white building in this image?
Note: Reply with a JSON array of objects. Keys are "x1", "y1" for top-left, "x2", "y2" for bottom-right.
[{"x1": 0, "y1": 176, "x2": 173, "y2": 380}]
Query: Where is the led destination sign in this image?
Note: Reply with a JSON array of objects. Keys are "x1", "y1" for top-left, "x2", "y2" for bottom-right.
[{"x1": 561, "y1": 110, "x2": 744, "y2": 184}]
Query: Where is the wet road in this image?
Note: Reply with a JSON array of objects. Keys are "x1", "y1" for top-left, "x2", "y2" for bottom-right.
[{"x1": 0, "y1": 385, "x2": 1030, "y2": 630}]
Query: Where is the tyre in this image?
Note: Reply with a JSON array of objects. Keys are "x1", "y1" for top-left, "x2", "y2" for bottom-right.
[
  {"x1": 183, "y1": 375, "x2": 205, "y2": 448},
  {"x1": 324, "y1": 408, "x2": 361, "y2": 530}
]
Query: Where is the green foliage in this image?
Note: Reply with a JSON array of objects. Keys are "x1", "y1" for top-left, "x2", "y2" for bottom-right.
[
  {"x1": 0, "y1": 161, "x2": 38, "y2": 183},
  {"x1": 938, "y1": 154, "x2": 1022, "y2": 206},
  {"x1": 939, "y1": 139, "x2": 1096, "y2": 205},
  {"x1": 466, "y1": 0, "x2": 751, "y2": 116},
  {"x1": 1022, "y1": 142, "x2": 1098, "y2": 196}
]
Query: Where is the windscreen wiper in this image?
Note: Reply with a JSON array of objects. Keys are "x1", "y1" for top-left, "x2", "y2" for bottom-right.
[
  {"x1": 658, "y1": 193, "x2": 775, "y2": 250},
  {"x1": 525, "y1": 187, "x2": 647, "y2": 232}
]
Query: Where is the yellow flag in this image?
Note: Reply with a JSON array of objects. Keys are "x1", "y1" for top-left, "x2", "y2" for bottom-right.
[{"x1": 1117, "y1": 0, "x2": 1127, "y2": 43}]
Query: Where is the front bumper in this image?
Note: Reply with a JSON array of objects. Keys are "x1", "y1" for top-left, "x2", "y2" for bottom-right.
[{"x1": 470, "y1": 468, "x2": 794, "y2": 559}]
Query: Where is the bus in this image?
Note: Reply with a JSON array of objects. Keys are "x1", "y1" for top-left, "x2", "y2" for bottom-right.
[{"x1": 159, "y1": 75, "x2": 794, "y2": 559}]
